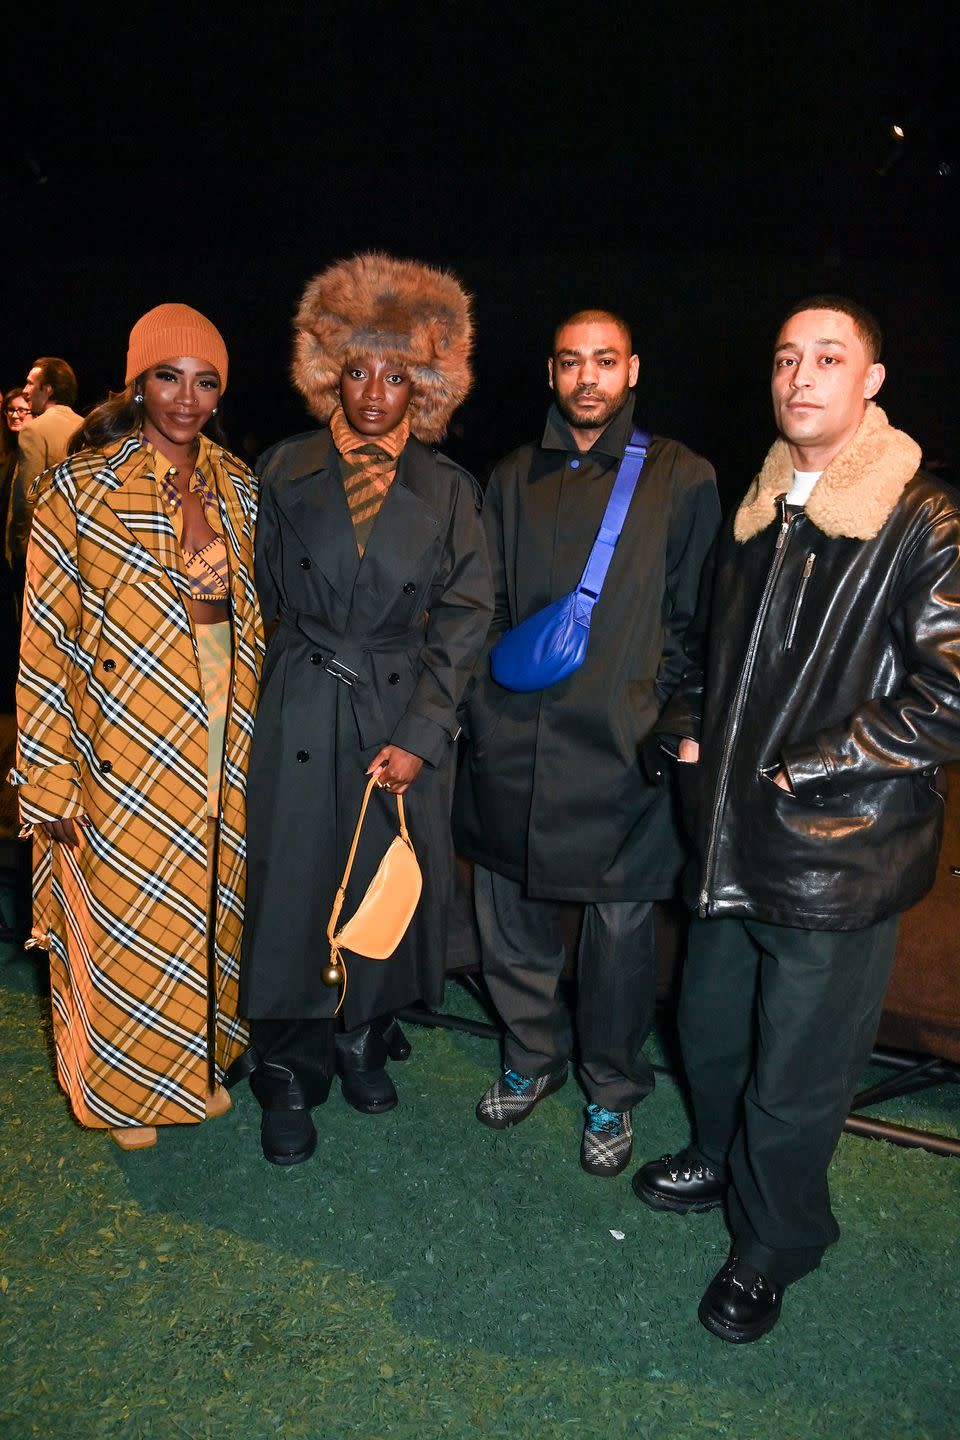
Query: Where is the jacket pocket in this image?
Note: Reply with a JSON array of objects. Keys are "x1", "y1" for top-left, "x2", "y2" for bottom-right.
[
  {"x1": 758, "y1": 762, "x2": 798, "y2": 799},
  {"x1": 467, "y1": 680, "x2": 511, "y2": 763},
  {"x1": 782, "y1": 552, "x2": 816, "y2": 651}
]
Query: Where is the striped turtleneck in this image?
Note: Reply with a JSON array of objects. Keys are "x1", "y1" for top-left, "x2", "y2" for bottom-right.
[{"x1": 329, "y1": 405, "x2": 411, "y2": 556}]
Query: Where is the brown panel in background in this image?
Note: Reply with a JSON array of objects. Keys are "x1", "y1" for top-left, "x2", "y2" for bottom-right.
[{"x1": 878, "y1": 765, "x2": 960, "y2": 1063}]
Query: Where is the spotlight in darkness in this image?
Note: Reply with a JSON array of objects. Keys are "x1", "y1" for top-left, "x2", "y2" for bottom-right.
[{"x1": 875, "y1": 121, "x2": 907, "y2": 177}]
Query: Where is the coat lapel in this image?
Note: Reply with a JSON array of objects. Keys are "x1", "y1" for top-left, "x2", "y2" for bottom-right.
[
  {"x1": 99, "y1": 443, "x2": 187, "y2": 590},
  {"x1": 356, "y1": 442, "x2": 446, "y2": 628},
  {"x1": 271, "y1": 431, "x2": 360, "y2": 605},
  {"x1": 360, "y1": 455, "x2": 443, "y2": 575},
  {"x1": 204, "y1": 445, "x2": 248, "y2": 570}
]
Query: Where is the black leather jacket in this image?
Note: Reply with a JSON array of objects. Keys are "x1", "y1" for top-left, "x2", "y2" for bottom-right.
[{"x1": 664, "y1": 410, "x2": 960, "y2": 931}]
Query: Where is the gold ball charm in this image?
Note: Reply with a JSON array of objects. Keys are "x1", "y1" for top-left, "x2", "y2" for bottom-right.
[{"x1": 322, "y1": 962, "x2": 343, "y2": 988}]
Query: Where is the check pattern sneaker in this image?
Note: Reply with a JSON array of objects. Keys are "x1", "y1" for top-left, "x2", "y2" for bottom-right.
[
  {"x1": 476, "y1": 1067, "x2": 567, "y2": 1130},
  {"x1": 581, "y1": 1104, "x2": 634, "y2": 1176}
]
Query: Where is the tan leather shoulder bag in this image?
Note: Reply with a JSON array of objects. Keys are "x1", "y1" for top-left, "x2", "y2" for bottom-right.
[{"x1": 324, "y1": 772, "x2": 423, "y2": 1012}]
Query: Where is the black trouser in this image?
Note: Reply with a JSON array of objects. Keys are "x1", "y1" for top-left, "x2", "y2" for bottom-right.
[
  {"x1": 474, "y1": 866, "x2": 657, "y2": 1112},
  {"x1": 248, "y1": 1017, "x2": 335, "y2": 1111},
  {"x1": 678, "y1": 913, "x2": 899, "y2": 1288},
  {"x1": 248, "y1": 1014, "x2": 398, "y2": 1110}
]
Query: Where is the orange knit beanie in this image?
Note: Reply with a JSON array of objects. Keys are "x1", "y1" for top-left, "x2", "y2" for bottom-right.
[{"x1": 125, "y1": 303, "x2": 229, "y2": 391}]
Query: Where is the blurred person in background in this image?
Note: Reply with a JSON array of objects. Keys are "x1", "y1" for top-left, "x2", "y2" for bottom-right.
[
  {"x1": 0, "y1": 387, "x2": 33, "y2": 700},
  {"x1": 6, "y1": 357, "x2": 82, "y2": 596}
]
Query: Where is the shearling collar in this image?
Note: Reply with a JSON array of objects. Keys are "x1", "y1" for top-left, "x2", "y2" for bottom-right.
[{"x1": 734, "y1": 403, "x2": 922, "y2": 543}]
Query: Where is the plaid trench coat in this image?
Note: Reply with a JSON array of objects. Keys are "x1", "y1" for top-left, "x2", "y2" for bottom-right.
[{"x1": 11, "y1": 433, "x2": 264, "y2": 1128}]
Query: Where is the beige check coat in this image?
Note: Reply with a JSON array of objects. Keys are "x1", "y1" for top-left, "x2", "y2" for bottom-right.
[{"x1": 11, "y1": 434, "x2": 264, "y2": 1128}]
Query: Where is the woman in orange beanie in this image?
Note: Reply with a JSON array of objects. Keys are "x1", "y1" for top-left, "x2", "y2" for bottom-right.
[
  {"x1": 12, "y1": 303, "x2": 264, "y2": 1150},
  {"x1": 241, "y1": 253, "x2": 493, "y2": 1164}
]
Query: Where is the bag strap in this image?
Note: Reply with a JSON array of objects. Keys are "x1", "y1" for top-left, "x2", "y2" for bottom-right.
[
  {"x1": 577, "y1": 427, "x2": 651, "y2": 600},
  {"x1": 327, "y1": 772, "x2": 409, "y2": 944}
]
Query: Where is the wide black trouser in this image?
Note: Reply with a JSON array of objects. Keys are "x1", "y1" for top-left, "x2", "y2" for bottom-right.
[
  {"x1": 248, "y1": 1015, "x2": 399, "y2": 1110},
  {"x1": 678, "y1": 913, "x2": 899, "y2": 1288},
  {"x1": 474, "y1": 866, "x2": 657, "y2": 1111},
  {"x1": 248, "y1": 1017, "x2": 335, "y2": 1111}
]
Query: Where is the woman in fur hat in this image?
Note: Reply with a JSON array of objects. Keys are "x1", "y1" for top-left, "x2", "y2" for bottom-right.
[
  {"x1": 12, "y1": 304, "x2": 263, "y2": 1150},
  {"x1": 241, "y1": 253, "x2": 493, "y2": 1164}
]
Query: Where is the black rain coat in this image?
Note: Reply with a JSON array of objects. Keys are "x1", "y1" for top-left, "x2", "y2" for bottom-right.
[
  {"x1": 454, "y1": 399, "x2": 719, "y2": 901},
  {"x1": 241, "y1": 429, "x2": 493, "y2": 1025}
]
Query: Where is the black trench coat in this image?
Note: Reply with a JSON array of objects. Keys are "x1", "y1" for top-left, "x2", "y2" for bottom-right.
[
  {"x1": 241, "y1": 429, "x2": 493, "y2": 1026},
  {"x1": 454, "y1": 399, "x2": 719, "y2": 902}
]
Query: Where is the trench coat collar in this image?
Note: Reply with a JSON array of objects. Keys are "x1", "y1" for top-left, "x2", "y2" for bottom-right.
[
  {"x1": 540, "y1": 393, "x2": 637, "y2": 462},
  {"x1": 99, "y1": 434, "x2": 247, "y2": 593},
  {"x1": 270, "y1": 429, "x2": 359, "y2": 604},
  {"x1": 202, "y1": 441, "x2": 250, "y2": 570},
  {"x1": 357, "y1": 440, "x2": 447, "y2": 609},
  {"x1": 98, "y1": 436, "x2": 188, "y2": 590},
  {"x1": 271, "y1": 428, "x2": 446, "y2": 607}
]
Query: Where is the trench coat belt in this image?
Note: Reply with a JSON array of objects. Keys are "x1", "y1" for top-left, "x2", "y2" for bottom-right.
[{"x1": 279, "y1": 608, "x2": 423, "y2": 748}]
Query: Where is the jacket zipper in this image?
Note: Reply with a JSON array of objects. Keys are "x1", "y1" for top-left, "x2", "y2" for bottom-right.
[
  {"x1": 782, "y1": 551, "x2": 816, "y2": 651},
  {"x1": 698, "y1": 498, "x2": 797, "y2": 917}
]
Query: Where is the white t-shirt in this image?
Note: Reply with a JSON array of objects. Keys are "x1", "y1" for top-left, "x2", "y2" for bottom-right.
[{"x1": 786, "y1": 469, "x2": 822, "y2": 507}]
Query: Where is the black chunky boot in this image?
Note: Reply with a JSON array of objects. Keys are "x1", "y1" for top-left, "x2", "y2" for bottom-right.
[{"x1": 336, "y1": 1019, "x2": 398, "y2": 1114}]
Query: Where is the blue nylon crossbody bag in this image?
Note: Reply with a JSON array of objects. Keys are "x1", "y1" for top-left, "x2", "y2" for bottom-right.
[{"x1": 489, "y1": 428, "x2": 651, "y2": 693}]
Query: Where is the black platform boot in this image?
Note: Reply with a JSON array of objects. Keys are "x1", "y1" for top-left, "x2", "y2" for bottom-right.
[
  {"x1": 248, "y1": 1018, "x2": 334, "y2": 1165},
  {"x1": 250, "y1": 1063, "x2": 321, "y2": 1166},
  {"x1": 336, "y1": 1019, "x2": 398, "y2": 1114}
]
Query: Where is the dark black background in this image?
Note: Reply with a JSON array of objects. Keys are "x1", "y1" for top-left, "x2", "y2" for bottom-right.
[{"x1": 3, "y1": 1, "x2": 957, "y2": 504}]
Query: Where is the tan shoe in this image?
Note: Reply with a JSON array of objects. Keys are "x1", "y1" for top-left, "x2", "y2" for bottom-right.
[
  {"x1": 109, "y1": 1126, "x2": 157, "y2": 1150},
  {"x1": 205, "y1": 1086, "x2": 232, "y2": 1119}
]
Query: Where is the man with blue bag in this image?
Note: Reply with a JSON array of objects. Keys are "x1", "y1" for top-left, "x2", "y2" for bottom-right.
[{"x1": 454, "y1": 310, "x2": 719, "y2": 1176}]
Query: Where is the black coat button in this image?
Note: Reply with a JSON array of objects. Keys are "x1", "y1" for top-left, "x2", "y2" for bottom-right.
[
  {"x1": 102, "y1": 658, "x2": 116, "y2": 672},
  {"x1": 296, "y1": 750, "x2": 310, "y2": 763},
  {"x1": 299, "y1": 557, "x2": 311, "y2": 569},
  {"x1": 309, "y1": 652, "x2": 322, "y2": 665},
  {"x1": 388, "y1": 672, "x2": 400, "y2": 685},
  {"x1": 403, "y1": 581, "x2": 416, "y2": 594},
  {"x1": 100, "y1": 760, "x2": 112, "y2": 773}
]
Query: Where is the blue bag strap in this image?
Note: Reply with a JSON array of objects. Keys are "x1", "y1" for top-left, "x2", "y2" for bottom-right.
[{"x1": 577, "y1": 427, "x2": 651, "y2": 599}]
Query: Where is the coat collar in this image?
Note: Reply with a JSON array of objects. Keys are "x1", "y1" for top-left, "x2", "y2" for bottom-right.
[
  {"x1": 98, "y1": 434, "x2": 248, "y2": 587},
  {"x1": 99, "y1": 438, "x2": 184, "y2": 582},
  {"x1": 734, "y1": 403, "x2": 922, "y2": 543},
  {"x1": 200, "y1": 441, "x2": 250, "y2": 566},
  {"x1": 540, "y1": 393, "x2": 637, "y2": 461},
  {"x1": 269, "y1": 429, "x2": 447, "y2": 606}
]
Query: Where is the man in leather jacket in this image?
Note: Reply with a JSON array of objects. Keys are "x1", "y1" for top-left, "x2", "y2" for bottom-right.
[{"x1": 633, "y1": 296, "x2": 960, "y2": 1343}]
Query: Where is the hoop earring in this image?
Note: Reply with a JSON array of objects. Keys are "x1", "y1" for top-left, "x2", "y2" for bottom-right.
[{"x1": 134, "y1": 393, "x2": 143, "y2": 404}]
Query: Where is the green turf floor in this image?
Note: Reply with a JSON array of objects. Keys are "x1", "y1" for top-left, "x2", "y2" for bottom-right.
[{"x1": 1, "y1": 938, "x2": 958, "y2": 1440}]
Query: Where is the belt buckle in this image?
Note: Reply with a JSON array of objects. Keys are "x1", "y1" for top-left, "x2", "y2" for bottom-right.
[{"x1": 324, "y1": 656, "x2": 358, "y2": 687}]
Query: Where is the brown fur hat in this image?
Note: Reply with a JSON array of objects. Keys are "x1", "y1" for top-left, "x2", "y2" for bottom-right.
[{"x1": 291, "y1": 252, "x2": 473, "y2": 443}]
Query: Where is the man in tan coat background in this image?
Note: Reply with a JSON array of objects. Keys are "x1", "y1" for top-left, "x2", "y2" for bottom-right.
[{"x1": 6, "y1": 357, "x2": 82, "y2": 589}]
